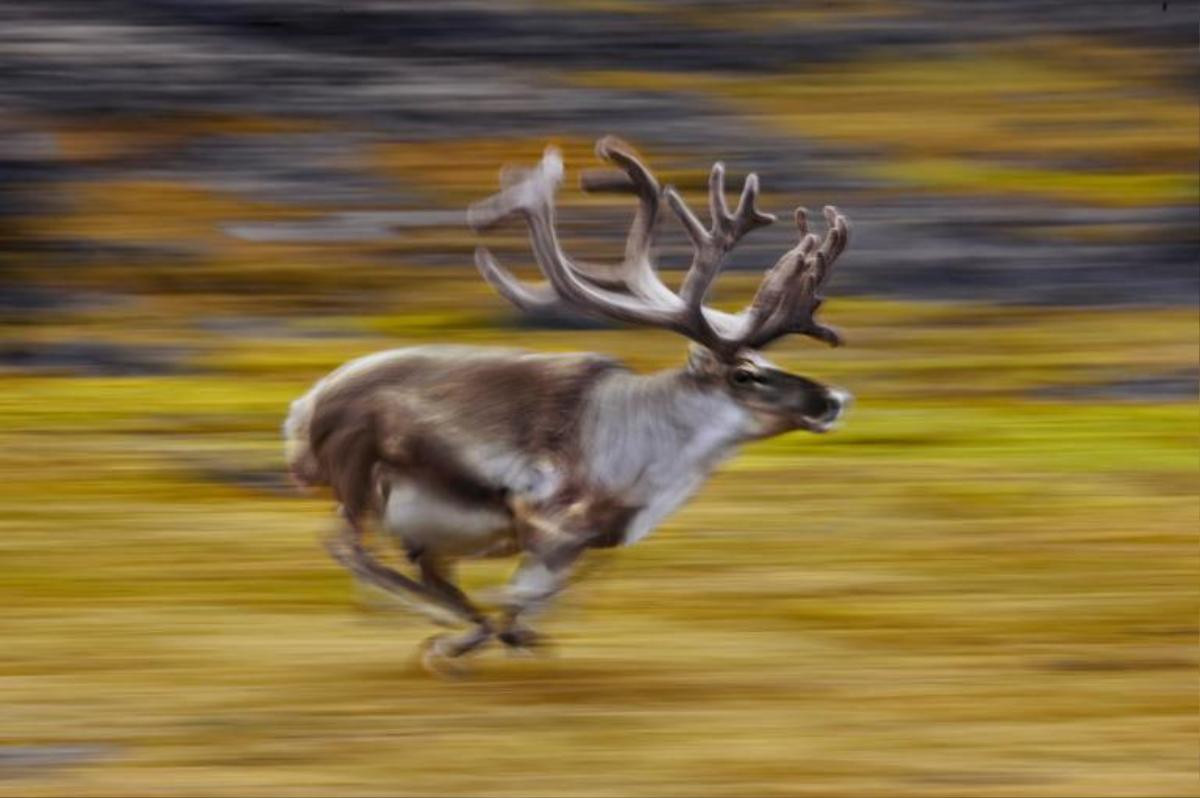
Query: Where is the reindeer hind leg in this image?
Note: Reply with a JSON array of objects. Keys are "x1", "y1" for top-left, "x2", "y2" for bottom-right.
[
  {"x1": 324, "y1": 511, "x2": 464, "y2": 628},
  {"x1": 414, "y1": 554, "x2": 496, "y2": 665}
]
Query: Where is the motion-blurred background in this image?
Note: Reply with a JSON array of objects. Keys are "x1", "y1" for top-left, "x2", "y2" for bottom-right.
[{"x1": 1, "y1": 2, "x2": 1196, "y2": 796}]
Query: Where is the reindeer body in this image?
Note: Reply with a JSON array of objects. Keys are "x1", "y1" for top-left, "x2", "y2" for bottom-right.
[
  {"x1": 286, "y1": 137, "x2": 855, "y2": 671},
  {"x1": 286, "y1": 345, "x2": 757, "y2": 560}
]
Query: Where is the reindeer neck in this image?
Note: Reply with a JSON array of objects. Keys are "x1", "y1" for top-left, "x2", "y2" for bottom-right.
[{"x1": 579, "y1": 366, "x2": 750, "y2": 502}]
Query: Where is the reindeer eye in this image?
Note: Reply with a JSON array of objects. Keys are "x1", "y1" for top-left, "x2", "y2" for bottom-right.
[{"x1": 732, "y1": 368, "x2": 756, "y2": 385}]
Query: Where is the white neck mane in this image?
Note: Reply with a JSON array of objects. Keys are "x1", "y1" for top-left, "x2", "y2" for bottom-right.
[{"x1": 580, "y1": 369, "x2": 750, "y2": 544}]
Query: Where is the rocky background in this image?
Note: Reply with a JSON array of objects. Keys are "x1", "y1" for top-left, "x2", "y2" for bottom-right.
[{"x1": 3, "y1": 0, "x2": 1197, "y2": 313}]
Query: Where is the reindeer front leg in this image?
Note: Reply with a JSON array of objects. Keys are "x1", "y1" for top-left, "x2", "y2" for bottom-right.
[
  {"x1": 498, "y1": 494, "x2": 632, "y2": 649},
  {"x1": 497, "y1": 540, "x2": 586, "y2": 650}
]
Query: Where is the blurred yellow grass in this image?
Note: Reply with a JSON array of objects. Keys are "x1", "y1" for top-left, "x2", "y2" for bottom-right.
[
  {"x1": 2, "y1": 8, "x2": 1196, "y2": 795},
  {"x1": 572, "y1": 40, "x2": 1197, "y2": 206},
  {"x1": 22, "y1": 180, "x2": 313, "y2": 245},
  {"x1": 866, "y1": 158, "x2": 1194, "y2": 207},
  {"x1": 1, "y1": 289, "x2": 1195, "y2": 797}
]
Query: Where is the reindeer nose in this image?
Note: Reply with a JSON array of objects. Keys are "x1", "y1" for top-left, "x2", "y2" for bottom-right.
[{"x1": 823, "y1": 388, "x2": 853, "y2": 422}]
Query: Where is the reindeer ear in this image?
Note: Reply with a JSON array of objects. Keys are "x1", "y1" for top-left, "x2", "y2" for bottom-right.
[{"x1": 685, "y1": 343, "x2": 723, "y2": 377}]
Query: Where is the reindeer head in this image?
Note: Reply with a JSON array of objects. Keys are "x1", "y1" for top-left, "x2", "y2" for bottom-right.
[
  {"x1": 468, "y1": 136, "x2": 853, "y2": 437},
  {"x1": 683, "y1": 345, "x2": 851, "y2": 437}
]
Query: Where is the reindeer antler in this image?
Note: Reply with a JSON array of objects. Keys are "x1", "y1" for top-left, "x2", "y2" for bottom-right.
[
  {"x1": 735, "y1": 204, "x2": 850, "y2": 349},
  {"x1": 468, "y1": 137, "x2": 850, "y2": 357}
]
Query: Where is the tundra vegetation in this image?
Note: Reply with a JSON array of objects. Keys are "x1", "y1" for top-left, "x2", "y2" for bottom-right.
[{"x1": 0, "y1": 1, "x2": 1196, "y2": 795}]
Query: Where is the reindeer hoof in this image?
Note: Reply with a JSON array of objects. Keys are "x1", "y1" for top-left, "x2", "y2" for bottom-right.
[
  {"x1": 417, "y1": 635, "x2": 471, "y2": 678},
  {"x1": 417, "y1": 622, "x2": 496, "y2": 677},
  {"x1": 499, "y1": 624, "x2": 546, "y2": 652}
]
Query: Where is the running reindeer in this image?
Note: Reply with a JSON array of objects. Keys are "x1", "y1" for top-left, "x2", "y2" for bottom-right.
[{"x1": 284, "y1": 136, "x2": 853, "y2": 671}]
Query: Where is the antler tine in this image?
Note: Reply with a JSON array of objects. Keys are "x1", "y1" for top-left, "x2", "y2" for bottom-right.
[
  {"x1": 571, "y1": 136, "x2": 680, "y2": 306},
  {"x1": 708, "y1": 162, "x2": 731, "y2": 228},
  {"x1": 794, "y1": 205, "x2": 809, "y2": 236},
  {"x1": 668, "y1": 161, "x2": 776, "y2": 353},
  {"x1": 468, "y1": 148, "x2": 568, "y2": 313},
  {"x1": 664, "y1": 185, "x2": 709, "y2": 248},
  {"x1": 467, "y1": 147, "x2": 565, "y2": 232},
  {"x1": 810, "y1": 206, "x2": 849, "y2": 301},
  {"x1": 749, "y1": 231, "x2": 819, "y2": 322},
  {"x1": 473, "y1": 245, "x2": 562, "y2": 313},
  {"x1": 739, "y1": 204, "x2": 850, "y2": 350},
  {"x1": 820, "y1": 205, "x2": 850, "y2": 263},
  {"x1": 726, "y1": 169, "x2": 776, "y2": 239},
  {"x1": 727, "y1": 229, "x2": 818, "y2": 346},
  {"x1": 471, "y1": 145, "x2": 690, "y2": 332}
]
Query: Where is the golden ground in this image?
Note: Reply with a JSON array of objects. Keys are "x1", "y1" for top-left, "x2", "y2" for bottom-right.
[
  {"x1": 2, "y1": 30, "x2": 1196, "y2": 789},
  {"x1": 1, "y1": 282, "x2": 1195, "y2": 797}
]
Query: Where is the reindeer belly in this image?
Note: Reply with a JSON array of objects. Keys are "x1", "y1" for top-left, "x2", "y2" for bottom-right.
[{"x1": 382, "y1": 479, "x2": 516, "y2": 558}]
